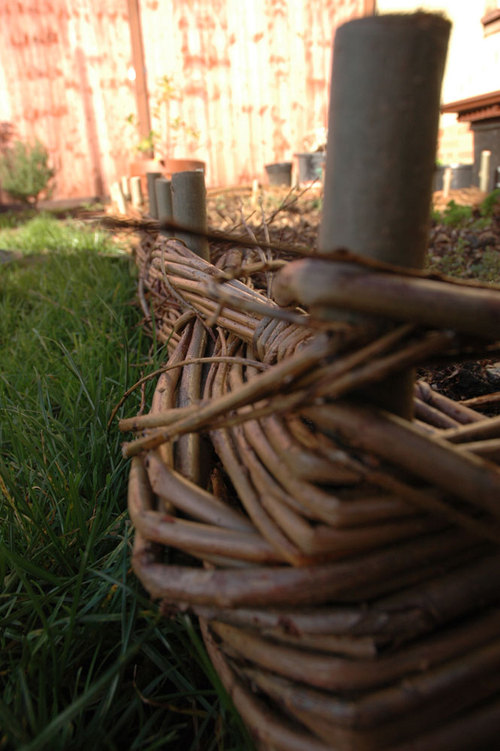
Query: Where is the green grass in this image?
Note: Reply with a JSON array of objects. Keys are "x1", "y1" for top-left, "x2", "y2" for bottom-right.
[{"x1": 0, "y1": 214, "x2": 252, "y2": 750}]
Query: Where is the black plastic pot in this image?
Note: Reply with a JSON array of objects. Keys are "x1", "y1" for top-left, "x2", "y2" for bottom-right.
[
  {"x1": 265, "y1": 162, "x2": 293, "y2": 187},
  {"x1": 295, "y1": 152, "x2": 326, "y2": 183},
  {"x1": 434, "y1": 163, "x2": 473, "y2": 191}
]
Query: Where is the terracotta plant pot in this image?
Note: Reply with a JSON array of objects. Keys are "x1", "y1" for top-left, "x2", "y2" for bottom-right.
[
  {"x1": 128, "y1": 158, "x2": 206, "y2": 200},
  {"x1": 163, "y1": 158, "x2": 205, "y2": 177},
  {"x1": 129, "y1": 159, "x2": 165, "y2": 194}
]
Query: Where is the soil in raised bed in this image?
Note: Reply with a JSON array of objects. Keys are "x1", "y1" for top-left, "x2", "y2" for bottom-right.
[{"x1": 207, "y1": 185, "x2": 500, "y2": 412}]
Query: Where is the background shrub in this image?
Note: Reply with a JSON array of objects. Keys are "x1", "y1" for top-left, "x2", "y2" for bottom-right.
[{"x1": 0, "y1": 139, "x2": 55, "y2": 206}]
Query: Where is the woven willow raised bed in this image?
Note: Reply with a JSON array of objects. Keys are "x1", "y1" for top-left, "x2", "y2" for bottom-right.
[
  {"x1": 116, "y1": 12, "x2": 500, "y2": 748},
  {"x1": 120, "y1": 230, "x2": 500, "y2": 751}
]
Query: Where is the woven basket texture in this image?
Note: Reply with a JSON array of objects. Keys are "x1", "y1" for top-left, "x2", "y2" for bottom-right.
[{"x1": 124, "y1": 232, "x2": 500, "y2": 751}]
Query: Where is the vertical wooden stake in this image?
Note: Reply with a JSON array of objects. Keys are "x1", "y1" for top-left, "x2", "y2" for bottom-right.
[
  {"x1": 110, "y1": 181, "x2": 127, "y2": 215},
  {"x1": 130, "y1": 176, "x2": 143, "y2": 209},
  {"x1": 480, "y1": 150, "x2": 491, "y2": 193},
  {"x1": 318, "y1": 13, "x2": 450, "y2": 418},
  {"x1": 121, "y1": 176, "x2": 131, "y2": 201},
  {"x1": 251, "y1": 178, "x2": 260, "y2": 208},
  {"x1": 171, "y1": 170, "x2": 210, "y2": 260},
  {"x1": 156, "y1": 178, "x2": 173, "y2": 237},
  {"x1": 443, "y1": 167, "x2": 452, "y2": 198}
]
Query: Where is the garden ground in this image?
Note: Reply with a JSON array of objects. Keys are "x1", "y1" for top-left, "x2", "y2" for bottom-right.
[{"x1": 1, "y1": 186, "x2": 500, "y2": 749}]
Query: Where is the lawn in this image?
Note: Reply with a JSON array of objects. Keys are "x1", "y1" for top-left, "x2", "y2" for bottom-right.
[{"x1": 0, "y1": 213, "x2": 251, "y2": 750}]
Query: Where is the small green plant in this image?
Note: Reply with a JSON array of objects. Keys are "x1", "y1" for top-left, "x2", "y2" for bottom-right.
[
  {"x1": 470, "y1": 247, "x2": 500, "y2": 281},
  {"x1": 479, "y1": 188, "x2": 500, "y2": 218},
  {"x1": 0, "y1": 121, "x2": 15, "y2": 153},
  {"x1": 126, "y1": 75, "x2": 200, "y2": 160},
  {"x1": 433, "y1": 190, "x2": 500, "y2": 229},
  {"x1": 440, "y1": 200, "x2": 473, "y2": 227},
  {"x1": 0, "y1": 139, "x2": 55, "y2": 206}
]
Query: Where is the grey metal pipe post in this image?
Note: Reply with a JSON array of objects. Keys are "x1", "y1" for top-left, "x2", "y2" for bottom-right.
[
  {"x1": 171, "y1": 170, "x2": 210, "y2": 260},
  {"x1": 146, "y1": 171, "x2": 162, "y2": 218},
  {"x1": 318, "y1": 13, "x2": 450, "y2": 417},
  {"x1": 155, "y1": 178, "x2": 173, "y2": 237}
]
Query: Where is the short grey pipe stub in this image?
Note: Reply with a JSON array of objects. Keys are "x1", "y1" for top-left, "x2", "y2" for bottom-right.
[
  {"x1": 146, "y1": 171, "x2": 162, "y2": 219},
  {"x1": 155, "y1": 178, "x2": 173, "y2": 237},
  {"x1": 171, "y1": 170, "x2": 209, "y2": 261}
]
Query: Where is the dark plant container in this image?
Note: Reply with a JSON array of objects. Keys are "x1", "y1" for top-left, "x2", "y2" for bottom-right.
[
  {"x1": 295, "y1": 152, "x2": 326, "y2": 183},
  {"x1": 265, "y1": 161, "x2": 293, "y2": 187},
  {"x1": 434, "y1": 163, "x2": 473, "y2": 191}
]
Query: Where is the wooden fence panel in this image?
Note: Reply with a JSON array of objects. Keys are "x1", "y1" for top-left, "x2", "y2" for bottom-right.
[
  {"x1": 0, "y1": 0, "x2": 137, "y2": 199},
  {"x1": 0, "y1": 0, "x2": 366, "y2": 199}
]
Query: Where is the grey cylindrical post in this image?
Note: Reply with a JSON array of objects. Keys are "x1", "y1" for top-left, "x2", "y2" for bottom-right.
[
  {"x1": 155, "y1": 178, "x2": 173, "y2": 237},
  {"x1": 318, "y1": 13, "x2": 450, "y2": 417},
  {"x1": 146, "y1": 171, "x2": 162, "y2": 218},
  {"x1": 171, "y1": 170, "x2": 209, "y2": 260}
]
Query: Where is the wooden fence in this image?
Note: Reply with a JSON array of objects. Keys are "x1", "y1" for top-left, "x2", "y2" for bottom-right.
[{"x1": 0, "y1": 0, "x2": 372, "y2": 200}]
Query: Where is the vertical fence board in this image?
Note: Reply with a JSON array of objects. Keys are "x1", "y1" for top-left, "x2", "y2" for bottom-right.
[{"x1": 0, "y1": 0, "x2": 366, "y2": 199}]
